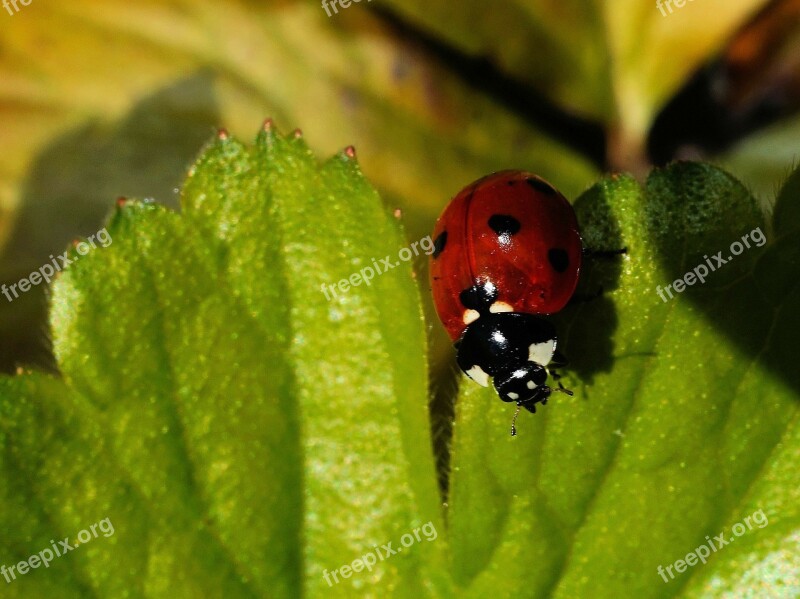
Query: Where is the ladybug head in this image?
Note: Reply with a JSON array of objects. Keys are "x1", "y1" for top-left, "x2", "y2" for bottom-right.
[
  {"x1": 494, "y1": 363, "x2": 557, "y2": 436},
  {"x1": 493, "y1": 361, "x2": 550, "y2": 405}
]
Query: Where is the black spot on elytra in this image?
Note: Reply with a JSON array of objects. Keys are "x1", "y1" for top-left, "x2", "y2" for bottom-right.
[
  {"x1": 488, "y1": 214, "x2": 521, "y2": 237},
  {"x1": 432, "y1": 231, "x2": 448, "y2": 258},
  {"x1": 548, "y1": 248, "x2": 569, "y2": 273},
  {"x1": 527, "y1": 177, "x2": 557, "y2": 196},
  {"x1": 459, "y1": 282, "x2": 498, "y2": 311}
]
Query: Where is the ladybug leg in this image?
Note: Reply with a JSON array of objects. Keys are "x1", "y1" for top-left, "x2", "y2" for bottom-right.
[
  {"x1": 549, "y1": 350, "x2": 569, "y2": 369},
  {"x1": 567, "y1": 286, "x2": 604, "y2": 305},
  {"x1": 570, "y1": 248, "x2": 625, "y2": 306},
  {"x1": 583, "y1": 246, "x2": 627, "y2": 259}
]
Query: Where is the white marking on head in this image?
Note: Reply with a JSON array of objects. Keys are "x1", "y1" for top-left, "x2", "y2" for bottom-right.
[
  {"x1": 489, "y1": 301, "x2": 513, "y2": 313},
  {"x1": 466, "y1": 365, "x2": 489, "y2": 387},
  {"x1": 507, "y1": 392, "x2": 519, "y2": 400},
  {"x1": 526, "y1": 380, "x2": 537, "y2": 389},
  {"x1": 462, "y1": 309, "x2": 480, "y2": 325},
  {"x1": 528, "y1": 340, "x2": 556, "y2": 366}
]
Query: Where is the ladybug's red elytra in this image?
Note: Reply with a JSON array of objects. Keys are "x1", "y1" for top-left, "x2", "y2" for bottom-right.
[{"x1": 429, "y1": 170, "x2": 583, "y2": 434}]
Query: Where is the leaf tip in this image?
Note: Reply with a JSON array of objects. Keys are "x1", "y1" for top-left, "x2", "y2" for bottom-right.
[{"x1": 256, "y1": 119, "x2": 279, "y2": 149}]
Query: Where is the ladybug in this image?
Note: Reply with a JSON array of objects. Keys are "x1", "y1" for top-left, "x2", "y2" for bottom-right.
[{"x1": 430, "y1": 170, "x2": 582, "y2": 435}]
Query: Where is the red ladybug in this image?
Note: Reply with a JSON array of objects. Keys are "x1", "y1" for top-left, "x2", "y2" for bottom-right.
[{"x1": 430, "y1": 170, "x2": 582, "y2": 434}]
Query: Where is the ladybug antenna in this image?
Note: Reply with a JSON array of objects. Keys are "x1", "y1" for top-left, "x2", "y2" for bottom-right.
[{"x1": 510, "y1": 404, "x2": 522, "y2": 437}]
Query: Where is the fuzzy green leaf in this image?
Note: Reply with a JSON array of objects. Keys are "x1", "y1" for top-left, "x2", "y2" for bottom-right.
[
  {"x1": 447, "y1": 163, "x2": 800, "y2": 599},
  {"x1": 0, "y1": 125, "x2": 446, "y2": 598},
  {"x1": 2, "y1": 123, "x2": 798, "y2": 598}
]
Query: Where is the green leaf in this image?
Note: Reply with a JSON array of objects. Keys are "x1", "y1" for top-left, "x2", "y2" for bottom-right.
[
  {"x1": 718, "y1": 113, "x2": 800, "y2": 208},
  {"x1": 1, "y1": 125, "x2": 447, "y2": 598},
  {"x1": 0, "y1": 373, "x2": 258, "y2": 597},
  {"x1": 379, "y1": 0, "x2": 770, "y2": 148},
  {"x1": 3, "y1": 118, "x2": 799, "y2": 597},
  {"x1": 446, "y1": 162, "x2": 800, "y2": 598}
]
